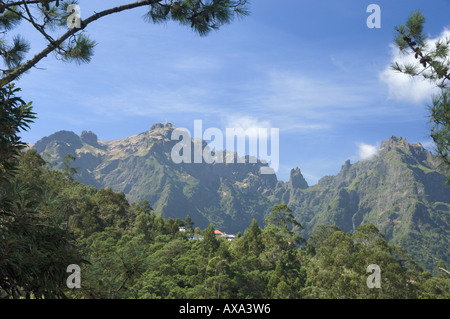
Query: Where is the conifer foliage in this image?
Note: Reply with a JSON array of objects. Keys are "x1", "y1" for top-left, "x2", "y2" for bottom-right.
[
  {"x1": 392, "y1": 11, "x2": 450, "y2": 181},
  {"x1": 0, "y1": 0, "x2": 249, "y2": 84}
]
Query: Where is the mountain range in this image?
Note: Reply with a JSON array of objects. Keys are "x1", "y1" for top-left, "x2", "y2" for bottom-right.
[{"x1": 31, "y1": 122, "x2": 450, "y2": 271}]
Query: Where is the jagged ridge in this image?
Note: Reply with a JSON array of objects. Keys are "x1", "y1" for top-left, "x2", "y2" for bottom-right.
[{"x1": 32, "y1": 125, "x2": 450, "y2": 271}]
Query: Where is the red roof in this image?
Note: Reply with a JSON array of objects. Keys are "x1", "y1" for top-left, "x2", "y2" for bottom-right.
[{"x1": 214, "y1": 230, "x2": 224, "y2": 235}]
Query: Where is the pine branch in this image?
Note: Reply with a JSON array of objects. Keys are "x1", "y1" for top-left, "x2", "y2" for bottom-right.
[
  {"x1": 0, "y1": 4, "x2": 21, "y2": 30},
  {"x1": 402, "y1": 35, "x2": 450, "y2": 83},
  {"x1": 0, "y1": 0, "x2": 248, "y2": 84},
  {"x1": 1, "y1": 1, "x2": 53, "y2": 9},
  {"x1": 21, "y1": 0, "x2": 57, "y2": 45},
  {"x1": 1, "y1": 0, "x2": 159, "y2": 85}
]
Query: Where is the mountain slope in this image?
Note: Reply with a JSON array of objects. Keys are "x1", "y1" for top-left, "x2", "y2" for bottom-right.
[
  {"x1": 34, "y1": 123, "x2": 277, "y2": 232},
  {"x1": 33, "y1": 124, "x2": 450, "y2": 271},
  {"x1": 283, "y1": 136, "x2": 450, "y2": 270}
]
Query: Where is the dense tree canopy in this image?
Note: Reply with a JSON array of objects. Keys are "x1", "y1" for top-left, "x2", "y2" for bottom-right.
[
  {"x1": 1, "y1": 149, "x2": 449, "y2": 298},
  {"x1": 0, "y1": 83, "x2": 34, "y2": 179},
  {"x1": 1, "y1": 5, "x2": 449, "y2": 300},
  {"x1": 0, "y1": 86, "x2": 84, "y2": 298}
]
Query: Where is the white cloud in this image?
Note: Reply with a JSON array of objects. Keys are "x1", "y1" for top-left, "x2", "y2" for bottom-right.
[
  {"x1": 356, "y1": 142, "x2": 379, "y2": 160},
  {"x1": 379, "y1": 28, "x2": 450, "y2": 105},
  {"x1": 225, "y1": 115, "x2": 272, "y2": 131},
  {"x1": 223, "y1": 115, "x2": 274, "y2": 144},
  {"x1": 222, "y1": 115, "x2": 279, "y2": 169}
]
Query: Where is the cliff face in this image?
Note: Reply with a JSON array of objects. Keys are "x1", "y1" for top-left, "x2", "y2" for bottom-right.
[{"x1": 33, "y1": 127, "x2": 450, "y2": 271}]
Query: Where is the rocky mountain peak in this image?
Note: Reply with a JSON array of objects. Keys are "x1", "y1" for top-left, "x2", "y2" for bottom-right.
[
  {"x1": 33, "y1": 130, "x2": 82, "y2": 154},
  {"x1": 150, "y1": 122, "x2": 176, "y2": 131},
  {"x1": 80, "y1": 130, "x2": 99, "y2": 146},
  {"x1": 148, "y1": 122, "x2": 177, "y2": 140},
  {"x1": 380, "y1": 136, "x2": 409, "y2": 152},
  {"x1": 288, "y1": 167, "x2": 308, "y2": 189},
  {"x1": 379, "y1": 136, "x2": 434, "y2": 163}
]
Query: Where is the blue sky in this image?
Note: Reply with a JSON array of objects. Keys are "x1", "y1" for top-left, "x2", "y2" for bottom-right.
[{"x1": 15, "y1": 0, "x2": 450, "y2": 184}]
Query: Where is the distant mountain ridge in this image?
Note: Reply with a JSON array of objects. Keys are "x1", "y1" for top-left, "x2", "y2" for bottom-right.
[
  {"x1": 32, "y1": 123, "x2": 450, "y2": 271},
  {"x1": 34, "y1": 123, "x2": 278, "y2": 230}
]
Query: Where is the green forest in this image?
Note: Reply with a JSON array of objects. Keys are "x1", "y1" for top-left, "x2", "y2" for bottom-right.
[
  {"x1": 1, "y1": 148, "x2": 449, "y2": 299},
  {"x1": 0, "y1": 1, "x2": 449, "y2": 300}
]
